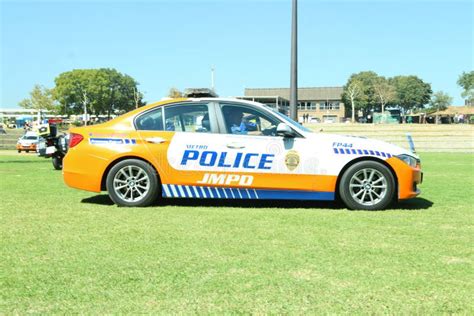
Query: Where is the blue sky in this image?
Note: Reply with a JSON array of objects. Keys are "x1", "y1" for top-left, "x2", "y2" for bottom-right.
[{"x1": 1, "y1": 0, "x2": 473, "y2": 108}]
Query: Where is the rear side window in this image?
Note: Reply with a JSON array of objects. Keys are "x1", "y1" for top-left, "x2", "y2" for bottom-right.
[
  {"x1": 135, "y1": 103, "x2": 211, "y2": 133},
  {"x1": 164, "y1": 104, "x2": 210, "y2": 133},
  {"x1": 136, "y1": 108, "x2": 164, "y2": 131}
]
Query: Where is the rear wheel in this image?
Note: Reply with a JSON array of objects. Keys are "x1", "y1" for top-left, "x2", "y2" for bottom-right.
[
  {"x1": 106, "y1": 159, "x2": 160, "y2": 207},
  {"x1": 52, "y1": 156, "x2": 63, "y2": 170},
  {"x1": 339, "y1": 160, "x2": 396, "y2": 210},
  {"x1": 18, "y1": 150, "x2": 21, "y2": 153}
]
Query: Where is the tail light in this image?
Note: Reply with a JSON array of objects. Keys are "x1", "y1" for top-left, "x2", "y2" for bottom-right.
[{"x1": 69, "y1": 133, "x2": 84, "y2": 148}]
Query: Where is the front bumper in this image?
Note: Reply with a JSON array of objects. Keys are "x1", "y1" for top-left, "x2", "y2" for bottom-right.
[
  {"x1": 386, "y1": 157, "x2": 423, "y2": 200},
  {"x1": 409, "y1": 168, "x2": 423, "y2": 199},
  {"x1": 16, "y1": 144, "x2": 37, "y2": 151}
]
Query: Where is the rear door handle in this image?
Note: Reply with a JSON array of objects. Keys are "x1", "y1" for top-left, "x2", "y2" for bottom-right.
[
  {"x1": 145, "y1": 137, "x2": 166, "y2": 144},
  {"x1": 226, "y1": 142, "x2": 245, "y2": 149}
]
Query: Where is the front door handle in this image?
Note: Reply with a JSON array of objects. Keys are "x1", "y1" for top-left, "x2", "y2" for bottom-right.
[
  {"x1": 145, "y1": 137, "x2": 166, "y2": 144},
  {"x1": 226, "y1": 142, "x2": 245, "y2": 149}
]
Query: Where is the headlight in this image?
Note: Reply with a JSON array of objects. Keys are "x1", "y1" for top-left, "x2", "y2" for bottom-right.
[{"x1": 396, "y1": 154, "x2": 420, "y2": 168}]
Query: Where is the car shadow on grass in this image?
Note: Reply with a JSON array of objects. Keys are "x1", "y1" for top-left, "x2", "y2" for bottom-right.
[
  {"x1": 81, "y1": 195, "x2": 433, "y2": 211},
  {"x1": 160, "y1": 198, "x2": 344, "y2": 210},
  {"x1": 81, "y1": 194, "x2": 343, "y2": 209},
  {"x1": 392, "y1": 197, "x2": 433, "y2": 210},
  {"x1": 82, "y1": 194, "x2": 115, "y2": 206}
]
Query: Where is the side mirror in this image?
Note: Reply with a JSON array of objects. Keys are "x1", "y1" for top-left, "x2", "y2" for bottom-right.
[{"x1": 276, "y1": 123, "x2": 296, "y2": 138}]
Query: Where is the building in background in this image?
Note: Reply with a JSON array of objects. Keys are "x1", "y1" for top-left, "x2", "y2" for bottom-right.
[{"x1": 238, "y1": 87, "x2": 345, "y2": 123}]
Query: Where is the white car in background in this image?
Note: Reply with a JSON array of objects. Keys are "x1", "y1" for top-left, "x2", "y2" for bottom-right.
[{"x1": 16, "y1": 131, "x2": 40, "y2": 153}]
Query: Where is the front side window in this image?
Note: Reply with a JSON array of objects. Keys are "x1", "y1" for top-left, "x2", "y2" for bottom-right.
[{"x1": 221, "y1": 104, "x2": 281, "y2": 136}]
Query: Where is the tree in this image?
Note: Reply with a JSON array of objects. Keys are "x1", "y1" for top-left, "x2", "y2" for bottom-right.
[
  {"x1": 344, "y1": 80, "x2": 363, "y2": 123},
  {"x1": 53, "y1": 69, "x2": 93, "y2": 115},
  {"x1": 390, "y1": 75, "x2": 432, "y2": 112},
  {"x1": 98, "y1": 68, "x2": 145, "y2": 117},
  {"x1": 168, "y1": 87, "x2": 183, "y2": 98},
  {"x1": 457, "y1": 71, "x2": 474, "y2": 106},
  {"x1": 342, "y1": 71, "x2": 379, "y2": 118},
  {"x1": 429, "y1": 91, "x2": 452, "y2": 123},
  {"x1": 373, "y1": 76, "x2": 396, "y2": 113},
  {"x1": 19, "y1": 84, "x2": 58, "y2": 113},
  {"x1": 53, "y1": 68, "x2": 145, "y2": 116}
]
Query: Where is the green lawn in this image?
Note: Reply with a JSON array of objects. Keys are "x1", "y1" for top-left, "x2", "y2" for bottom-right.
[{"x1": 1, "y1": 152, "x2": 473, "y2": 314}]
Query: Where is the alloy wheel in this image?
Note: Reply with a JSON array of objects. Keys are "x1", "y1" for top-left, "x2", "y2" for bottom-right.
[
  {"x1": 113, "y1": 165, "x2": 150, "y2": 203},
  {"x1": 348, "y1": 168, "x2": 388, "y2": 206}
]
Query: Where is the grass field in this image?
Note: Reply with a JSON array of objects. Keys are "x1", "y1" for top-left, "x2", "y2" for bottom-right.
[{"x1": 1, "y1": 152, "x2": 473, "y2": 314}]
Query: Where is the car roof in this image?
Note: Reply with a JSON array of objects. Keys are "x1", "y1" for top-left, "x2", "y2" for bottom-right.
[
  {"x1": 125, "y1": 97, "x2": 269, "y2": 117},
  {"x1": 175, "y1": 97, "x2": 270, "y2": 110},
  {"x1": 88, "y1": 97, "x2": 274, "y2": 130}
]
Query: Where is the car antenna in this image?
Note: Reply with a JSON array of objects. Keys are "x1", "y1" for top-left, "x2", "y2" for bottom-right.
[{"x1": 406, "y1": 133, "x2": 416, "y2": 154}]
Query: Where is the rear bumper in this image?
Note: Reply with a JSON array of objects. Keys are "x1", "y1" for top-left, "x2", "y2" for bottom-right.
[
  {"x1": 63, "y1": 169, "x2": 102, "y2": 193},
  {"x1": 63, "y1": 149, "x2": 106, "y2": 193}
]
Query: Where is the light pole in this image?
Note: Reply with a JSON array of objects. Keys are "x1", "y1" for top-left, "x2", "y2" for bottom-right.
[
  {"x1": 82, "y1": 91, "x2": 88, "y2": 126},
  {"x1": 211, "y1": 66, "x2": 215, "y2": 92},
  {"x1": 289, "y1": 0, "x2": 298, "y2": 121}
]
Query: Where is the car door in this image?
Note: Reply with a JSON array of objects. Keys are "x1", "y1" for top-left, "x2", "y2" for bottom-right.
[
  {"x1": 215, "y1": 102, "x2": 322, "y2": 193},
  {"x1": 136, "y1": 101, "x2": 229, "y2": 197}
]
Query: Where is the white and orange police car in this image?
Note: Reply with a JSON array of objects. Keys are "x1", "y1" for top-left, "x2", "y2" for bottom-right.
[{"x1": 63, "y1": 97, "x2": 422, "y2": 210}]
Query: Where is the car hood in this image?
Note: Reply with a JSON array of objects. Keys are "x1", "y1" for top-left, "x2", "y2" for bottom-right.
[{"x1": 306, "y1": 132, "x2": 419, "y2": 159}]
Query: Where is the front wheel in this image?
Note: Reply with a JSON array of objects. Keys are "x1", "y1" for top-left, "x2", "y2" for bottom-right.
[
  {"x1": 339, "y1": 160, "x2": 396, "y2": 210},
  {"x1": 106, "y1": 159, "x2": 160, "y2": 207}
]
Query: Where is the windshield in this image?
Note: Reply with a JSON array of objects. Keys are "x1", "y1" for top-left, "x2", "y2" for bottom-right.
[
  {"x1": 23, "y1": 136, "x2": 37, "y2": 140},
  {"x1": 268, "y1": 107, "x2": 312, "y2": 133}
]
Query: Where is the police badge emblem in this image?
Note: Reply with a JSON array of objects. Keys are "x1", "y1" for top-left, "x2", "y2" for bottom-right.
[{"x1": 285, "y1": 150, "x2": 300, "y2": 171}]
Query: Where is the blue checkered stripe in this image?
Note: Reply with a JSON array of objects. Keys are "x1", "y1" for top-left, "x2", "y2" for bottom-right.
[
  {"x1": 89, "y1": 138, "x2": 137, "y2": 145},
  {"x1": 162, "y1": 184, "x2": 260, "y2": 199},
  {"x1": 161, "y1": 184, "x2": 335, "y2": 201},
  {"x1": 333, "y1": 147, "x2": 393, "y2": 158}
]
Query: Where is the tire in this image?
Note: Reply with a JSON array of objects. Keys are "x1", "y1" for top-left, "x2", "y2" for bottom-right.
[
  {"x1": 18, "y1": 150, "x2": 21, "y2": 153},
  {"x1": 106, "y1": 159, "x2": 160, "y2": 207},
  {"x1": 26, "y1": 150, "x2": 29, "y2": 153},
  {"x1": 339, "y1": 160, "x2": 396, "y2": 210},
  {"x1": 52, "y1": 156, "x2": 63, "y2": 170}
]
